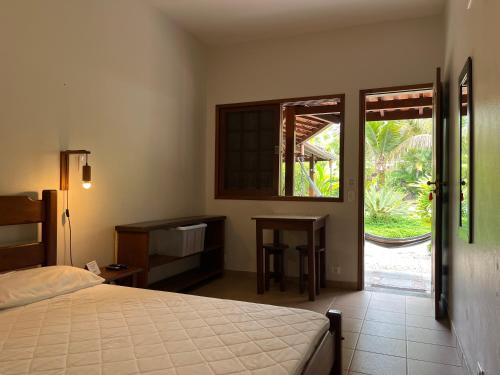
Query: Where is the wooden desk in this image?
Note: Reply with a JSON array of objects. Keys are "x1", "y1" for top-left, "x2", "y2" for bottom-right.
[{"x1": 252, "y1": 215, "x2": 328, "y2": 301}]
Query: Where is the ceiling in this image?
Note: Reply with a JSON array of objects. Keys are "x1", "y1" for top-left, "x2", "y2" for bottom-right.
[{"x1": 150, "y1": 0, "x2": 446, "y2": 45}]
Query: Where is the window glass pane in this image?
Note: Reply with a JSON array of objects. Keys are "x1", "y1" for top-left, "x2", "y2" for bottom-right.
[
  {"x1": 280, "y1": 101, "x2": 342, "y2": 199},
  {"x1": 293, "y1": 123, "x2": 341, "y2": 197}
]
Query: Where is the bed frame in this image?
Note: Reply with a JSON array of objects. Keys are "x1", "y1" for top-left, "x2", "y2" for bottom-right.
[
  {"x1": 328, "y1": 310, "x2": 343, "y2": 375},
  {"x1": 0, "y1": 190, "x2": 57, "y2": 272},
  {"x1": 0, "y1": 190, "x2": 342, "y2": 374}
]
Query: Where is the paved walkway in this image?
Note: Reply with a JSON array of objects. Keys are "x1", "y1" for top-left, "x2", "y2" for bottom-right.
[{"x1": 365, "y1": 240, "x2": 432, "y2": 294}]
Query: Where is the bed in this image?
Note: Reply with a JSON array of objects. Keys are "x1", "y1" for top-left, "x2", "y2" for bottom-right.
[{"x1": 0, "y1": 191, "x2": 342, "y2": 375}]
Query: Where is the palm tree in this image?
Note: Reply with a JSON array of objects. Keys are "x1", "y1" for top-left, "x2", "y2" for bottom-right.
[{"x1": 365, "y1": 119, "x2": 431, "y2": 187}]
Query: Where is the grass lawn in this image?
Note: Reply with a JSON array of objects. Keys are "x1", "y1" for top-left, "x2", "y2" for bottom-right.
[{"x1": 365, "y1": 216, "x2": 431, "y2": 239}]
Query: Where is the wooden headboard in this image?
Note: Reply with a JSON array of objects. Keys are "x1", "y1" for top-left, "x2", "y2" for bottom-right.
[{"x1": 0, "y1": 190, "x2": 57, "y2": 272}]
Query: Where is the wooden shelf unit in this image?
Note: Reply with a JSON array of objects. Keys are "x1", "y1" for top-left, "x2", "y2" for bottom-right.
[{"x1": 116, "y1": 215, "x2": 225, "y2": 290}]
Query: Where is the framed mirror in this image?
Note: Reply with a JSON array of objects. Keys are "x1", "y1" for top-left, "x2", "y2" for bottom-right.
[{"x1": 459, "y1": 57, "x2": 473, "y2": 243}]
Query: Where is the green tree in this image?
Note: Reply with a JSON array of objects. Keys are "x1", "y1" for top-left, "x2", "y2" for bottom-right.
[
  {"x1": 410, "y1": 176, "x2": 433, "y2": 223},
  {"x1": 388, "y1": 148, "x2": 432, "y2": 197},
  {"x1": 365, "y1": 119, "x2": 432, "y2": 187}
]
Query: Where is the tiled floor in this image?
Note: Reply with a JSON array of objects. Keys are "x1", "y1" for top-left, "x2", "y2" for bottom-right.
[
  {"x1": 191, "y1": 272, "x2": 464, "y2": 375},
  {"x1": 332, "y1": 290, "x2": 464, "y2": 375}
]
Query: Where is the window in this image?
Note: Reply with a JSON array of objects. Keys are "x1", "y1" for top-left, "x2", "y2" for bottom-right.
[{"x1": 215, "y1": 95, "x2": 344, "y2": 201}]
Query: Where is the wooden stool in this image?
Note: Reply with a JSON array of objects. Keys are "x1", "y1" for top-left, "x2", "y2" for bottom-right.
[
  {"x1": 264, "y1": 243, "x2": 288, "y2": 292},
  {"x1": 296, "y1": 245, "x2": 326, "y2": 294}
]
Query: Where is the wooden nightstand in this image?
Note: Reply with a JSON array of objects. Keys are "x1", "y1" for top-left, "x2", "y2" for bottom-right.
[{"x1": 99, "y1": 266, "x2": 143, "y2": 288}]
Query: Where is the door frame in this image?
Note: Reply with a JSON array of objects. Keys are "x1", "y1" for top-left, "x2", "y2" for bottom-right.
[{"x1": 357, "y1": 83, "x2": 434, "y2": 291}]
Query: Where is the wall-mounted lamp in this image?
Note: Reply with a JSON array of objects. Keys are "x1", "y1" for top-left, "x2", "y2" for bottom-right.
[
  {"x1": 60, "y1": 150, "x2": 92, "y2": 190},
  {"x1": 60, "y1": 150, "x2": 92, "y2": 266}
]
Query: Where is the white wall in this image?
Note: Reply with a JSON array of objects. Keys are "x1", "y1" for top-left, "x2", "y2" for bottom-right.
[
  {"x1": 0, "y1": 0, "x2": 206, "y2": 267},
  {"x1": 444, "y1": 1, "x2": 500, "y2": 373},
  {"x1": 204, "y1": 16, "x2": 444, "y2": 284}
]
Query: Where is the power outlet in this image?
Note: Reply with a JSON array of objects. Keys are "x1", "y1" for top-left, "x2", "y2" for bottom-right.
[{"x1": 477, "y1": 362, "x2": 485, "y2": 375}]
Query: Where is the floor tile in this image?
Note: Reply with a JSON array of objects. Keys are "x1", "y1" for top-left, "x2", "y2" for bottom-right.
[
  {"x1": 334, "y1": 292, "x2": 372, "y2": 308},
  {"x1": 330, "y1": 304, "x2": 367, "y2": 319},
  {"x1": 406, "y1": 314, "x2": 450, "y2": 331},
  {"x1": 361, "y1": 320, "x2": 406, "y2": 340},
  {"x1": 406, "y1": 295, "x2": 433, "y2": 303},
  {"x1": 343, "y1": 318, "x2": 363, "y2": 333},
  {"x1": 372, "y1": 292, "x2": 406, "y2": 303},
  {"x1": 356, "y1": 334, "x2": 406, "y2": 357},
  {"x1": 406, "y1": 297, "x2": 434, "y2": 317},
  {"x1": 407, "y1": 359, "x2": 464, "y2": 375},
  {"x1": 406, "y1": 307, "x2": 435, "y2": 317},
  {"x1": 365, "y1": 308, "x2": 405, "y2": 325},
  {"x1": 342, "y1": 331, "x2": 360, "y2": 349},
  {"x1": 350, "y1": 350, "x2": 406, "y2": 375},
  {"x1": 406, "y1": 326, "x2": 456, "y2": 347},
  {"x1": 407, "y1": 341, "x2": 461, "y2": 366},
  {"x1": 369, "y1": 298, "x2": 406, "y2": 313},
  {"x1": 343, "y1": 348, "x2": 354, "y2": 370}
]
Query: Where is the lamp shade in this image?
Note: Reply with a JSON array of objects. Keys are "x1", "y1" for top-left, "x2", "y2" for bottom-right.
[{"x1": 82, "y1": 164, "x2": 92, "y2": 189}]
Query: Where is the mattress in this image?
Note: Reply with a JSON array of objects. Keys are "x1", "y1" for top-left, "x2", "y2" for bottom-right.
[{"x1": 0, "y1": 284, "x2": 330, "y2": 375}]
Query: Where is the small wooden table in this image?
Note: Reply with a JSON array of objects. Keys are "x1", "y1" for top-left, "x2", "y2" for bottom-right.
[
  {"x1": 99, "y1": 266, "x2": 143, "y2": 287},
  {"x1": 252, "y1": 215, "x2": 328, "y2": 301}
]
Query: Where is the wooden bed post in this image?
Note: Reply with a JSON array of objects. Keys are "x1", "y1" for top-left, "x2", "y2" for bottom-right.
[
  {"x1": 0, "y1": 189, "x2": 57, "y2": 271},
  {"x1": 42, "y1": 190, "x2": 57, "y2": 266},
  {"x1": 327, "y1": 309, "x2": 342, "y2": 375}
]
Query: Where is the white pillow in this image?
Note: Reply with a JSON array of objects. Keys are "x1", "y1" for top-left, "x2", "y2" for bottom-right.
[{"x1": 0, "y1": 265, "x2": 104, "y2": 309}]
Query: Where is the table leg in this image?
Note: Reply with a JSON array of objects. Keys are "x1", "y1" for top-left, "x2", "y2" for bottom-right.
[
  {"x1": 320, "y1": 226, "x2": 326, "y2": 288},
  {"x1": 265, "y1": 249, "x2": 270, "y2": 291},
  {"x1": 273, "y1": 230, "x2": 280, "y2": 245},
  {"x1": 256, "y1": 222, "x2": 264, "y2": 294},
  {"x1": 273, "y1": 230, "x2": 280, "y2": 284},
  {"x1": 307, "y1": 224, "x2": 316, "y2": 301}
]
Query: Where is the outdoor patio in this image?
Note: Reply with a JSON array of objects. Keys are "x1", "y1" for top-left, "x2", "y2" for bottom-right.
[{"x1": 364, "y1": 240, "x2": 432, "y2": 294}]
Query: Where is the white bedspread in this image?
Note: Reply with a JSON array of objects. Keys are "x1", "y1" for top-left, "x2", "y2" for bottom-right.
[{"x1": 0, "y1": 284, "x2": 329, "y2": 375}]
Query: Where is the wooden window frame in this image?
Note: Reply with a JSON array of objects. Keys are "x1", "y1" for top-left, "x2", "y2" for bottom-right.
[{"x1": 215, "y1": 94, "x2": 345, "y2": 202}]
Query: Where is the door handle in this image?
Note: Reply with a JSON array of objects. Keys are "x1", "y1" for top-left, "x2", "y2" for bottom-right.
[
  {"x1": 427, "y1": 180, "x2": 439, "y2": 201},
  {"x1": 427, "y1": 180, "x2": 439, "y2": 192}
]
